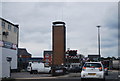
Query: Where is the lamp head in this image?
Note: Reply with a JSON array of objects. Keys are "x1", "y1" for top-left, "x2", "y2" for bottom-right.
[{"x1": 96, "y1": 25, "x2": 101, "y2": 28}]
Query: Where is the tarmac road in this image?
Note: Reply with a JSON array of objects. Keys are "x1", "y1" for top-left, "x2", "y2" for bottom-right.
[
  {"x1": 15, "y1": 78, "x2": 119, "y2": 81},
  {"x1": 11, "y1": 70, "x2": 119, "y2": 81}
]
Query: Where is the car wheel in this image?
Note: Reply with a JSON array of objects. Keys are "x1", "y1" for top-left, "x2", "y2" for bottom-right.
[
  {"x1": 106, "y1": 73, "x2": 108, "y2": 75},
  {"x1": 34, "y1": 70, "x2": 38, "y2": 74},
  {"x1": 81, "y1": 78, "x2": 85, "y2": 81},
  {"x1": 102, "y1": 77, "x2": 105, "y2": 81},
  {"x1": 30, "y1": 70, "x2": 33, "y2": 74},
  {"x1": 49, "y1": 70, "x2": 51, "y2": 74}
]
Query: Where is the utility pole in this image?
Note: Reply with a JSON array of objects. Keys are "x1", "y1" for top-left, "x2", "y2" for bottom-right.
[{"x1": 96, "y1": 25, "x2": 101, "y2": 60}]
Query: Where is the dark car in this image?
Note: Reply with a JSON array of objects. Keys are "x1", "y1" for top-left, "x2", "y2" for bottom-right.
[
  {"x1": 68, "y1": 66, "x2": 82, "y2": 73},
  {"x1": 103, "y1": 65, "x2": 108, "y2": 75}
]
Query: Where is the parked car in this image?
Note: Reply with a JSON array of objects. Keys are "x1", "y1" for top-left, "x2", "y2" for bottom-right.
[
  {"x1": 81, "y1": 62, "x2": 105, "y2": 81},
  {"x1": 52, "y1": 66, "x2": 67, "y2": 76},
  {"x1": 68, "y1": 66, "x2": 82, "y2": 73},
  {"x1": 27, "y1": 62, "x2": 51, "y2": 74}
]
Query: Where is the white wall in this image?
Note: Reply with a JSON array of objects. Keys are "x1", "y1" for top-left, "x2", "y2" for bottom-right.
[
  {"x1": 0, "y1": 19, "x2": 2, "y2": 41},
  {"x1": 0, "y1": 47, "x2": 2, "y2": 79},
  {"x1": 0, "y1": 19, "x2": 2, "y2": 78},
  {"x1": 2, "y1": 48, "x2": 17, "y2": 78}
]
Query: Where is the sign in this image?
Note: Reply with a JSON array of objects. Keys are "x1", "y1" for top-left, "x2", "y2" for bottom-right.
[
  {"x1": 45, "y1": 54, "x2": 49, "y2": 58},
  {"x1": 3, "y1": 41, "x2": 13, "y2": 49},
  {"x1": 45, "y1": 63, "x2": 49, "y2": 66},
  {"x1": 1, "y1": 41, "x2": 17, "y2": 50},
  {"x1": 6, "y1": 57, "x2": 12, "y2": 62}
]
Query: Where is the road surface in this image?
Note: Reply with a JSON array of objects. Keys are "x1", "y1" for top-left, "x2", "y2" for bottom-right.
[{"x1": 10, "y1": 70, "x2": 119, "y2": 81}]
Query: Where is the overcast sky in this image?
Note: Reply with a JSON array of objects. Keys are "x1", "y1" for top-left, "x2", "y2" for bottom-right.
[{"x1": 1, "y1": 2, "x2": 118, "y2": 57}]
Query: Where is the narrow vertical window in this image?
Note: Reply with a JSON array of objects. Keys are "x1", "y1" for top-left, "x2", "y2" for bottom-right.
[
  {"x1": 8, "y1": 24, "x2": 11, "y2": 31},
  {"x1": 14, "y1": 27, "x2": 17, "y2": 33},
  {"x1": 2, "y1": 21, "x2": 5, "y2": 29}
]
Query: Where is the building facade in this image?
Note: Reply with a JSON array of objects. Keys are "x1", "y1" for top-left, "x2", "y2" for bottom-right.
[
  {"x1": 43, "y1": 51, "x2": 52, "y2": 67},
  {"x1": 29, "y1": 57, "x2": 43, "y2": 63},
  {"x1": 66, "y1": 50, "x2": 85, "y2": 67},
  {"x1": 0, "y1": 18, "x2": 19, "y2": 78},
  {"x1": 18, "y1": 48, "x2": 31, "y2": 71},
  {"x1": 43, "y1": 50, "x2": 85, "y2": 68},
  {"x1": 88, "y1": 55, "x2": 100, "y2": 61}
]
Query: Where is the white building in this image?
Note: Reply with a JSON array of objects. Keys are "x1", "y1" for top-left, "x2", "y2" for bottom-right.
[{"x1": 0, "y1": 18, "x2": 19, "y2": 78}]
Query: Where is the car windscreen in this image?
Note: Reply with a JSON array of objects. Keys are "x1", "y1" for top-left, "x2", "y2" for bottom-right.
[{"x1": 84, "y1": 63, "x2": 102, "y2": 68}]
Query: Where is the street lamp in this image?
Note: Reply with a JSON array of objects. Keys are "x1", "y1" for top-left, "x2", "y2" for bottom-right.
[{"x1": 96, "y1": 25, "x2": 101, "y2": 60}]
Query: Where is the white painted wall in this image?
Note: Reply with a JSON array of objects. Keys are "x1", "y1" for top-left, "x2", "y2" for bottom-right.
[
  {"x1": 0, "y1": 18, "x2": 2, "y2": 41},
  {"x1": 0, "y1": 47, "x2": 2, "y2": 79},
  {"x1": 2, "y1": 48, "x2": 17, "y2": 78},
  {"x1": 0, "y1": 19, "x2": 2, "y2": 79}
]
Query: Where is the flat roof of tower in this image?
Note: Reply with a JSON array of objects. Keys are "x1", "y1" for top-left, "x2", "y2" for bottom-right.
[{"x1": 53, "y1": 21, "x2": 65, "y2": 25}]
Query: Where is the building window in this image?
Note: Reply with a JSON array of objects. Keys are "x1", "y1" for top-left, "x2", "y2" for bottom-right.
[
  {"x1": 45, "y1": 55, "x2": 49, "y2": 58},
  {"x1": 2, "y1": 21, "x2": 5, "y2": 29},
  {"x1": 14, "y1": 27, "x2": 17, "y2": 33},
  {"x1": 8, "y1": 24, "x2": 11, "y2": 31},
  {"x1": 45, "y1": 59, "x2": 49, "y2": 62}
]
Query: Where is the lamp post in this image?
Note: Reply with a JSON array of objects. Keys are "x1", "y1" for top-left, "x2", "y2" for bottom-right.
[{"x1": 96, "y1": 25, "x2": 101, "y2": 60}]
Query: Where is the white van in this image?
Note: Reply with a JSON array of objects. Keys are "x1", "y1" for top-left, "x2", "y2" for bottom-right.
[{"x1": 27, "y1": 62, "x2": 51, "y2": 74}]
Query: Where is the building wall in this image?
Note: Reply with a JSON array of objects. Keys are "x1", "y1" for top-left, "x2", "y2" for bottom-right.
[
  {"x1": 0, "y1": 19, "x2": 3, "y2": 78},
  {"x1": 2, "y1": 48, "x2": 17, "y2": 69},
  {"x1": 2, "y1": 47, "x2": 17, "y2": 78},
  {"x1": 18, "y1": 48, "x2": 32, "y2": 71},
  {"x1": 52, "y1": 22, "x2": 66, "y2": 66},
  {"x1": 0, "y1": 47, "x2": 2, "y2": 78},
  {"x1": 0, "y1": 18, "x2": 18, "y2": 78},
  {"x1": 44, "y1": 51, "x2": 52, "y2": 67},
  {"x1": 1, "y1": 19, "x2": 18, "y2": 45},
  {"x1": 0, "y1": 19, "x2": 2, "y2": 41}
]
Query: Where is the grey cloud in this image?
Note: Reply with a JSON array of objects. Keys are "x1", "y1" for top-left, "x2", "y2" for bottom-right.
[
  {"x1": 1, "y1": 2, "x2": 118, "y2": 57},
  {"x1": 21, "y1": 32, "x2": 51, "y2": 43},
  {"x1": 104, "y1": 18, "x2": 118, "y2": 30},
  {"x1": 101, "y1": 40, "x2": 117, "y2": 48},
  {"x1": 101, "y1": 47, "x2": 118, "y2": 57},
  {"x1": 103, "y1": 4, "x2": 118, "y2": 30}
]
